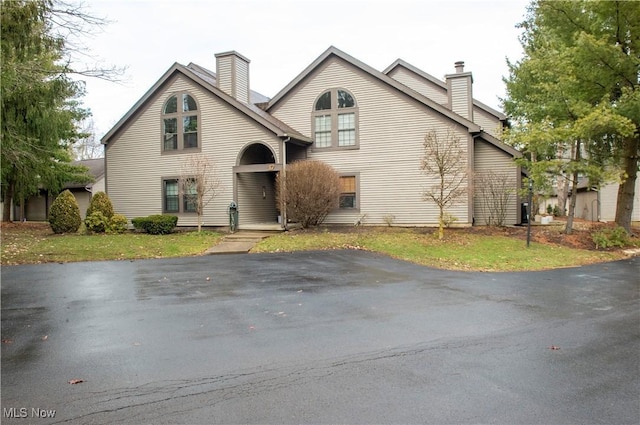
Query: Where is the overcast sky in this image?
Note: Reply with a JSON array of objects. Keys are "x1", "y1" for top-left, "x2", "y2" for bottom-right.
[{"x1": 77, "y1": 0, "x2": 530, "y2": 140}]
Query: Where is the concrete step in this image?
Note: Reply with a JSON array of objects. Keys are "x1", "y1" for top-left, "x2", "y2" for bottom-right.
[
  {"x1": 224, "y1": 232, "x2": 275, "y2": 241},
  {"x1": 205, "y1": 241, "x2": 258, "y2": 255},
  {"x1": 205, "y1": 231, "x2": 276, "y2": 255}
]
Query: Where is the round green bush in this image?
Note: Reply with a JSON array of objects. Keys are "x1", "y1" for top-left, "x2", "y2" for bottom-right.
[
  {"x1": 86, "y1": 191, "x2": 114, "y2": 219},
  {"x1": 85, "y1": 211, "x2": 108, "y2": 233},
  {"x1": 49, "y1": 190, "x2": 82, "y2": 234},
  {"x1": 107, "y1": 214, "x2": 128, "y2": 234}
]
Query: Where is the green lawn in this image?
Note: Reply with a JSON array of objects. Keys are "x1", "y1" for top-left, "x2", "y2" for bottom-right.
[
  {"x1": 1, "y1": 223, "x2": 629, "y2": 271},
  {"x1": 1, "y1": 224, "x2": 223, "y2": 265},
  {"x1": 253, "y1": 227, "x2": 625, "y2": 271}
]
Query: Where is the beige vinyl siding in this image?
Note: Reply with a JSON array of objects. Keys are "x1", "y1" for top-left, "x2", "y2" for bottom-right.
[
  {"x1": 449, "y1": 77, "x2": 472, "y2": 121},
  {"x1": 271, "y1": 58, "x2": 471, "y2": 226},
  {"x1": 599, "y1": 185, "x2": 617, "y2": 221},
  {"x1": 386, "y1": 67, "x2": 448, "y2": 105},
  {"x1": 74, "y1": 191, "x2": 92, "y2": 219},
  {"x1": 25, "y1": 193, "x2": 48, "y2": 221},
  {"x1": 575, "y1": 191, "x2": 599, "y2": 221},
  {"x1": 216, "y1": 57, "x2": 233, "y2": 98},
  {"x1": 216, "y1": 53, "x2": 249, "y2": 103},
  {"x1": 92, "y1": 177, "x2": 105, "y2": 194},
  {"x1": 599, "y1": 180, "x2": 640, "y2": 222},
  {"x1": 236, "y1": 172, "x2": 277, "y2": 224},
  {"x1": 474, "y1": 107, "x2": 503, "y2": 138},
  {"x1": 106, "y1": 74, "x2": 280, "y2": 227},
  {"x1": 473, "y1": 140, "x2": 519, "y2": 225},
  {"x1": 235, "y1": 58, "x2": 249, "y2": 104}
]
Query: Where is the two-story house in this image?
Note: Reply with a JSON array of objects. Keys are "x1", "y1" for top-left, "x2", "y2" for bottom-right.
[{"x1": 102, "y1": 46, "x2": 522, "y2": 229}]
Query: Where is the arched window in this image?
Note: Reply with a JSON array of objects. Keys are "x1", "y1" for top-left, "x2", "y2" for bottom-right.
[
  {"x1": 162, "y1": 92, "x2": 200, "y2": 152},
  {"x1": 312, "y1": 89, "x2": 358, "y2": 149}
]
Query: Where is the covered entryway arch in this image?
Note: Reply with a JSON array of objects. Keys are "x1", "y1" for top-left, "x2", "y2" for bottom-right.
[{"x1": 233, "y1": 141, "x2": 281, "y2": 228}]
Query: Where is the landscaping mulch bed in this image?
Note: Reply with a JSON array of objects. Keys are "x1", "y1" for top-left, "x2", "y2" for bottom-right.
[{"x1": 315, "y1": 218, "x2": 638, "y2": 252}]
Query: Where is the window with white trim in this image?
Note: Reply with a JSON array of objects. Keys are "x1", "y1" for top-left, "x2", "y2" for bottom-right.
[
  {"x1": 312, "y1": 89, "x2": 358, "y2": 149},
  {"x1": 162, "y1": 93, "x2": 199, "y2": 152}
]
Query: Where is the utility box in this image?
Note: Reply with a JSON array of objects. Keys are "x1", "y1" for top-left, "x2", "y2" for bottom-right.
[{"x1": 228, "y1": 201, "x2": 238, "y2": 232}]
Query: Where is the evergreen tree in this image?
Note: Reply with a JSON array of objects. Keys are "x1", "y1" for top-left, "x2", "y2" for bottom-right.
[{"x1": 1, "y1": 1, "x2": 119, "y2": 221}]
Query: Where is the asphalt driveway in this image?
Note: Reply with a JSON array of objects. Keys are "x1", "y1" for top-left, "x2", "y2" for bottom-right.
[{"x1": 1, "y1": 251, "x2": 639, "y2": 424}]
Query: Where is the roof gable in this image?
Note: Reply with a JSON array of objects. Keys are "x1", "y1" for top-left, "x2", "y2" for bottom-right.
[
  {"x1": 384, "y1": 59, "x2": 507, "y2": 121},
  {"x1": 265, "y1": 46, "x2": 481, "y2": 133},
  {"x1": 384, "y1": 59, "x2": 447, "y2": 90},
  {"x1": 101, "y1": 63, "x2": 310, "y2": 145}
]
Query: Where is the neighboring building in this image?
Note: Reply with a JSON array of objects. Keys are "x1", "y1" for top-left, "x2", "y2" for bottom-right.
[
  {"x1": 17, "y1": 158, "x2": 105, "y2": 221},
  {"x1": 598, "y1": 180, "x2": 640, "y2": 223},
  {"x1": 540, "y1": 178, "x2": 640, "y2": 223},
  {"x1": 102, "y1": 46, "x2": 522, "y2": 229}
]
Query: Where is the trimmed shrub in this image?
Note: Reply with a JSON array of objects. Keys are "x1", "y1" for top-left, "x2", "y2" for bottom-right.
[
  {"x1": 85, "y1": 211, "x2": 109, "y2": 233},
  {"x1": 276, "y1": 160, "x2": 341, "y2": 228},
  {"x1": 592, "y1": 226, "x2": 630, "y2": 249},
  {"x1": 131, "y1": 215, "x2": 178, "y2": 235},
  {"x1": 86, "y1": 191, "x2": 114, "y2": 219},
  {"x1": 107, "y1": 214, "x2": 128, "y2": 234},
  {"x1": 49, "y1": 190, "x2": 82, "y2": 234}
]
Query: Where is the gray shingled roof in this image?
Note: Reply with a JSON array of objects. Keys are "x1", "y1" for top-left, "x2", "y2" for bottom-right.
[
  {"x1": 185, "y1": 63, "x2": 271, "y2": 104},
  {"x1": 65, "y1": 158, "x2": 105, "y2": 189}
]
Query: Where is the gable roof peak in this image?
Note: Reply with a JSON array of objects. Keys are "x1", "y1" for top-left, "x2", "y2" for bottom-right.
[{"x1": 266, "y1": 45, "x2": 481, "y2": 133}]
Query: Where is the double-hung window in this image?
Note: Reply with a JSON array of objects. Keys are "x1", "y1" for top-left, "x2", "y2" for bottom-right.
[
  {"x1": 163, "y1": 178, "x2": 198, "y2": 214},
  {"x1": 312, "y1": 89, "x2": 358, "y2": 149},
  {"x1": 162, "y1": 93, "x2": 199, "y2": 152},
  {"x1": 183, "y1": 178, "x2": 198, "y2": 213},
  {"x1": 163, "y1": 179, "x2": 180, "y2": 212}
]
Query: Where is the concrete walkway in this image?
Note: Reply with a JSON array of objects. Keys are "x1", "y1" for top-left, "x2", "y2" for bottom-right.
[{"x1": 205, "y1": 231, "x2": 276, "y2": 255}]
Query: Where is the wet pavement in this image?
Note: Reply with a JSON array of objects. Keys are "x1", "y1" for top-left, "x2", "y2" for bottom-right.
[{"x1": 1, "y1": 251, "x2": 639, "y2": 424}]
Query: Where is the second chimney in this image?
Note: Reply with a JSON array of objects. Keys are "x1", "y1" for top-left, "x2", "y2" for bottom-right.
[{"x1": 215, "y1": 51, "x2": 250, "y2": 103}]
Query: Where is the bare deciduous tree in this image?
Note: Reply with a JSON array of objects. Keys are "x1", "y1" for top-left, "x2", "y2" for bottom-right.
[
  {"x1": 421, "y1": 128, "x2": 468, "y2": 240},
  {"x1": 180, "y1": 154, "x2": 222, "y2": 232},
  {"x1": 73, "y1": 117, "x2": 103, "y2": 160},
  {"x1": 276, "y1": 160, "x2": 341, "y2": 228},
  {"x1": 474, "y1": 171, "x2": 515, "y2": 226}
]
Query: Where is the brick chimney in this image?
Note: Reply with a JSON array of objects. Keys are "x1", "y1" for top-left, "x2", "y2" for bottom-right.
[
  {"x1": 445, "y1": 61, "x2": 473, "y2": 121},
  {"x1": 215, "y1": 51, "x2": 250, "y2": 103}
]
